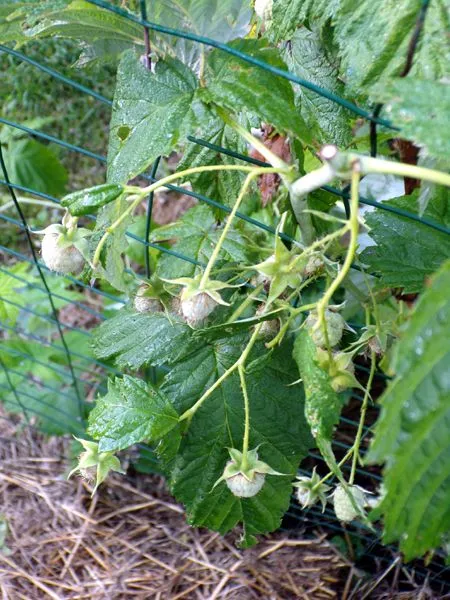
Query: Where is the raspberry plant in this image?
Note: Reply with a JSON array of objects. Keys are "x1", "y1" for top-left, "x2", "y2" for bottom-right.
[{"x1": 2, "y1": 0, "x2": 450, "y2": 558}]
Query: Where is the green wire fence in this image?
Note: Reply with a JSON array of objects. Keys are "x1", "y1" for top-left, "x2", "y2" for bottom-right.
[{"x1": 1, "y1": 0, "x2": 449, "y2": 591}]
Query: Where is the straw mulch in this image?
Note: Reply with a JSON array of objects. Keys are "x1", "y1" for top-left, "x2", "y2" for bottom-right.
[
  {"x1": 1, "y1": 414, "x2": 446, "y2": 599},
  {"x1": 0, "y1": 415, "x2": 350, "y2": 599}
]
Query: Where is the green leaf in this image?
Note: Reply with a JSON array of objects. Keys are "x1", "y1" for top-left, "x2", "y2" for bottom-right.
[
  {"x1": 24, "y1": 0, "x2": 142, "y2": 46},
  {"x1": 0, "y1": 2, "x2": 38, "y2": 44},
  {"x1": 334, "y1": 0, "x2": 449, "y2": 94},
  {"x1": 178, "y1": 118, "x2": 247, "y2": 209},
  {"x1": 92, "y1": 196, "x2": 131, "y2": 292},
  {"x1": 293, "y1": 329, "x2": 345, "y2": 446},
  {"x1": 0, "y1": 263, "x2": 30, "y2": 325},
  {"x1": 88, "y1": 375, "x2": 179, "y2": 453},
  {"x1": 61, "y1": 183, "x2": 124, "y2": 216},
  {"x1": 268, "y1": 0, "x2": 339, "y2": 43},
  {"x1": 74, "y1": 38, "x2": 134, "y2": 68},
  {"x1": 2, "y1": 138, "x2": 67, "y2": 197},
  {"x1": 151, "y1": 205, "x2": 254, "y2": 279},
  {"x1": 360, "y1": 192, "x2": 450, "y2": 293},
  {"x1": 205, "y1": 39, "x2": 311, "y2": 143},
  {"x1": 0, "y1": 118, "x2": 55, "y2": 144},
  {"x1": 0, "y1": 3, "x2": 72, "y2": 46},
  {"x1": 21, "y1": 271, "x2": 84, "y2": 319},
  {"x1": 417, "y1": 155, "x2": 450, "y2": 216},
  {"x1": 152, "y1": 0, "x2": 252, "y2": 44},
  {"x1": 107, "y1": 50, "x2": 198, "y2": 184},
  {"x1": 93, "y1": 311, "x2": 312, "y2": 541},
  {"x1": 93, "y1": 310, "x2": 193, "y2": 370},
  {"x1": 151, "y1": 0, "x2": 252, "y2": 70},
  {"x1": 376, "y1": 79, "x2": 450, "y2": 161},
  {"x1": 14, "y1": 0, "x2": 141, "y2": 65},
  {"x1": 368, "y1": 260, "x2": 450, "y2": 560},
  {"x1": 283, "y1": 27, "x2": 352, "y2": 147},
  {"x1": 0, "y1": 340, "x2": 65, "y2": 384},
  {"x1": 161, "y1": 334, "x2": 312, "y2": 543},
  {"x1": 0, "y1": 376, "x2": 83, "y2": 436}
]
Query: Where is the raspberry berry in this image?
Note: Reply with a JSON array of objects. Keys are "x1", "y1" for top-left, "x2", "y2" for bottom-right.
[
  {"x1": 41, "y1": 227, "x2": 85, "y2": 275},
  {"x1": 181, "y1": 291, "x2": 218, "y2": 326},
  {"x1": 213, "y1": 447, "x2": 285, "y2": 499},
  {"x1": 332, "y1": 484, "x2": 369, "y2": 522},
  {"x1": 133, "y1": 283, "x2": 163, "y2": 314},
  {"x1": 305, "y1": 308, "x2": 346, "y2": 348}
]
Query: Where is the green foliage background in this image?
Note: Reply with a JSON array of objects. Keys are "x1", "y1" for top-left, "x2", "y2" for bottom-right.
[{"x1": 0, "y1": 0, "x2": 449, "y2": 564}]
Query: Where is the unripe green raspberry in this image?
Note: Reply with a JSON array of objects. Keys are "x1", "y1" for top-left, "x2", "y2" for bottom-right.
[
  {"x1": 42, "y1": 232, "x2": 85, "y2": 275},
  {"x1": 303, "y1": 254, "x2": 324, "y2": 278},
  {"x1": 133, "y1": 284, "x2": 162, "y2": 314},
  {"x1": 254, "y1": 0, "x2": 273, "y2": 22},
  {"x1": 213, "y1": 447, "x2": 282, "y2": 499},
  {"x1": 181, "y1": 292, "x2": 218, "y2": 326},
  {"x1": 225, "y1": 469, "x2": 266, "y2": 498},
  {"x1": 305, "y1": 309, "x2": 345, "y2": 348},
  {"x1": 332, "y1": 353, "x2": 355, "y2": 392},
  {"x1": 293, "y1": 468, "x2": 330, "y2": 512},
  {"x1": 134, "y1": 295, "x2": 162, "y2": 314},
  {"x1": 255, "y1": 304, "x2": 279, "y2": 339},
  {"x1": 333, "y1": 484, "x2": 367, "y2": 522},
  {"x1": 170, "y1": 296, "x2": 181, "y2": 315}
]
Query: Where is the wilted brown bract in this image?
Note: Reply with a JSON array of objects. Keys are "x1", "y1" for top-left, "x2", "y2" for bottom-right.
[{"x1": 249, "y1": 125, "x2": 292, "y2": 207}]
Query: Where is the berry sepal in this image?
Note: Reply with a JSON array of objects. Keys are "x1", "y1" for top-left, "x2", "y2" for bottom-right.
[
  {"x1": 35, "y1": 213, "x2": 92, "y2": 274},
  {"x1": 213, "y1": 447, "x2": 286, "y2": 498},
  {"x1": 293, "y1": 467, "x2": 330, "y2": 512},
  {"x1": 163, "y1": 274, "x2": 242, "y2": 326},
  {"x1": 316, "y1": 349, "x2": 363, "y2": 393},
  {"x1": 68, "y1": 437, "x2": 125, "y2": 496}
]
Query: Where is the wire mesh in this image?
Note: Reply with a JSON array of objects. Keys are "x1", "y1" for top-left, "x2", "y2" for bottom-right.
[{"x1": 1, "y1": 0, "x2": 449, "y2": 590}]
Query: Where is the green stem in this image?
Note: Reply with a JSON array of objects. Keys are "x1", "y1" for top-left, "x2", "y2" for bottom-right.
[
  {"x1": 314, "y1": 166, "x2": 361, "y2": 339},
  {"x1": 64, "y1": 215, "x2": 79, "y2": 240},
  {"x1": 312, "y1": 447, "x2": 355, "y2": 491},
  {"x1": 92, "y1": 164, "x2": 288, "y2": 268},
  {"x1": 288, "y1": 189, "x2": 316, "y2": 246},
  {"x1": 198, "y1": 48, "x2": 206, "y2": 86},
  {"x1": 265, "y1": 301, "x2": 317, "y2": 349},
  {"x1": 0, "y1": 197, "x2": 63, "y2": 212},
  {"x1": 238, "y1": 364, "x2": 251, "y2": 471},
  {"x1": 359, "y1": 155, "x2": 450, "y2": 188},
  {"x1": 349, "y1": 350, "x2": 376, "y2": 485},
  {"x1": 226, "y1": 283, "x2": 264, "y2": 324},
  {"x1": 217, "y1": 108, "x2": 320, "y2": 244},
  {"x1": 199, "y1": 171, "x2": 266, "y2": 288},
  {"x1": 179, "y1": 324, "x2": 262, "y2": 423},
  {"x1": 216, "y1": 107, "x2": 293, "y2": 176}
]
